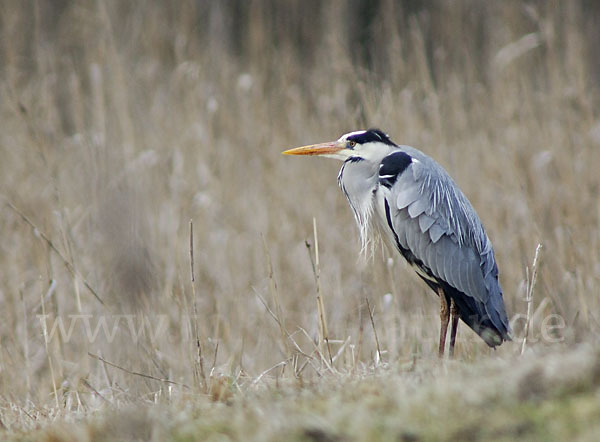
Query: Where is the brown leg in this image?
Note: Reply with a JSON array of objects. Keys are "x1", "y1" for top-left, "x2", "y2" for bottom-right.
[
  {"x1": 449, "y1": 299, "x2": 459, "y2": 358},
  {"x1": 438, "y1": 287, "x2": 450, "y2": 358}
]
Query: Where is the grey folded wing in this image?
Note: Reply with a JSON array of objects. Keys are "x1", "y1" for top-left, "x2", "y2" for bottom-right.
[{"x1": 380, "y1": 148, "x2": 511, "y2": 339}]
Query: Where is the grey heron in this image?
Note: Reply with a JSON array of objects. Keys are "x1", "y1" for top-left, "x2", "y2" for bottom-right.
[{"x1": 283, "y1": 129, "x2": 511, "y2": 357}]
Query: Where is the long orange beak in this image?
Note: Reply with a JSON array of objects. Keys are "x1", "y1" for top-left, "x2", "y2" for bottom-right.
[{"x1": 282, "y1": 141, "x2": 344, "y2": 156}]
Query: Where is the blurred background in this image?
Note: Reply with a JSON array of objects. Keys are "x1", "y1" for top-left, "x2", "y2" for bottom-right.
[{"x1": 1, "y1": 0, "x2": 600, "y2": 410}]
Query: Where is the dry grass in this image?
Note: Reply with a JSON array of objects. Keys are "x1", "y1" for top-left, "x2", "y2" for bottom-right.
[
  {"x1": 9, "y1": 345, "x2": 600, "y2": 441},
  {"x1": 1, "y1": 1, "x2": 600, "y2": 439}
]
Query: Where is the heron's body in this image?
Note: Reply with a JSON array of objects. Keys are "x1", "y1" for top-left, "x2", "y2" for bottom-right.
[{"x1": 284, "y1": 129, "x2": 512, "y2": 355}]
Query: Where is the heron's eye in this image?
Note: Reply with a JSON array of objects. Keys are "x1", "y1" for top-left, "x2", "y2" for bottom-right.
[{"x1": 347, "y1": 140, "x2": 357, "y2": 149}]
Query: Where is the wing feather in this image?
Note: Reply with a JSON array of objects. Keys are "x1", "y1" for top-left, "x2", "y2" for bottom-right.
[
  {"x1": 396, "y1": 185, "x2": 421, "y2": 209},
  {"x1": 404, "y1": 215, "x2": 421, "y2": 255},
  {"x1": 429, "y1": 224, "x2": 445, "y2": 243},
  {"x1": 424, "y1": 239, "x2": 437, "y2": 275},
  {"x1": 418, "y1": 214, "x2": 435, "y2": 233},
  {"x1": 440, "y1": 240, "x2": 455, "y2": 287},
  {"x1": 411, "y1": 158, "x2": 426, "y2": 180},
  {"x1": 456, "y1": 256, "x2": 469, "y2": 300},
  {"x1": 408, "y1": 195, "x2": 429, "y2": 218}
]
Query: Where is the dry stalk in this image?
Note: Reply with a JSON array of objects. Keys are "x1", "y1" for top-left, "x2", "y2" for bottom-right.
[
  {"x1": 40, "y1": 287, "x2": 60, "y2": 409},
  {"x1": 97, "y1": 349, "x2": 114, "y2": 402},
  {"x1": 296, "y1": 327, "x2": 332, "y2": 375},
  {"x1": 332, "y1": 336, "x2": 351, "y2": 364},
  {"x1": 366, "y1": 298, "x2": 383, "y2": 365},
  {"x1": 80, "y1": 378, "x2": 111, "y2": 404},
  {"x1": 306, "y1": 218, "x2": 334, "y2": 368},
  {"x1": 4, "y1": 198, "x2": 104, "y2": 306},
  {"x1": 88, "y1": 353, "x2": 190, "y2": 389},
  {"x1": 262, "y1": 236, "x2": 291, "y2": 358},
  {"x1": 20, "y1": 290, "x2": 32, "y2": 398},
  {"x1": 521, "y1": 243, "x2": 542, "y2": 355},
  {"x1": 211, "y1": 341, "x2": 219, "y2": 374},
  {"x1": 254, "y1": 290, "x2": 313, "y2": 360},
  {"x1": 189, "y1": 220, "x2": 207, "y2": 390},
  {"x1": 252, "y1": 360, "x2": 290, "y2": 386},
  {"x1": 354, "y1": 301, "x2": 364, "y2": 373}
]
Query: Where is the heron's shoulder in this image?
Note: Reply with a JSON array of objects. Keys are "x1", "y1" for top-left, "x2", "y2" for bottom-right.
[
  {"x1": 380, "y1": 145, "x2": 462, "y2": 198},
  {"x1": 381, "y1": 146, "x2": 490, "y2": 253},
  {"x1": 393, "y1": 145, "x2": 452, "y2": 176}
]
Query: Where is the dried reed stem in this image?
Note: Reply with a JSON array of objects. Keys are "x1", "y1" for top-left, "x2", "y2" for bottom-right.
[
  {"x1": 4, "y1": 198, "x2": 104, "y2": 306},
  {"x1": 40, "y1": 287, "x2": 59, "y2": 409},
  {"x1": 262, "y1": 236, "x2": 291, "y2": 358},
  {"x1": 189, "y1": 220, "x2": 207, "y2": 390},
  {"x1": 366, "y1": 298, "x2": 383, "y2": 365},
  {"x1": 521, "y1": 243, "x2": 542, "y2": 355},
  {"x1": 88, "y1": 353, "x2": 190, "y2": 389},
  {"x1": 306, "y1": 218, "x2": 333, "y2": 367},
  {"x1": 254, "y1": 290, "x2": 314, "y2": 360}
]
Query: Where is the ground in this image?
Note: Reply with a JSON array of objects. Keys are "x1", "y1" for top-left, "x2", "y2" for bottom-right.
[{"x1": 8, "y1": 345, "x2": 600, "y2": 441}]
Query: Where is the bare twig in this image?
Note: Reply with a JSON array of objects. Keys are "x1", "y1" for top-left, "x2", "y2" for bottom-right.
[
  {"x1": 88, "y1": 352, "x2": 190, "y2": 389},
  {"x1": 521, "y1": 243, "x2": 542, "y2": 355},
  {"x1": 366, "y1": 298, "x2": 383, "y2": 365},
  {"x1": 4, "y1": 198, "x2": 104, "y2": 306}
]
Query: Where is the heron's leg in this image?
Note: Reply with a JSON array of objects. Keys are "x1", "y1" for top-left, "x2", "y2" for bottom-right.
[
  {"x1": 449, "y1": 300, "x2": 459, "y2": 358},
  {"x1": 437, "y1": 287, "x2": 450, "y2": 357}
]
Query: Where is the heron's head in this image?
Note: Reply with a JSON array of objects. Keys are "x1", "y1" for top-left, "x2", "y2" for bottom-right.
[{"x1": 283, "y1": 128, "x2": 397, "y2": 162}]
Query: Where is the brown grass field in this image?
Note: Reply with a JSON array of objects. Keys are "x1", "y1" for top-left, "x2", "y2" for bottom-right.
[{"x1": 1, "y1": 1, "x2": 600, "y2": 440}]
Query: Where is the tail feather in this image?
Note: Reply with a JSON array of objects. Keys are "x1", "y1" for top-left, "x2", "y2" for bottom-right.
[{"x1": 421, "y1": 276, "x2": 511, "y2": 347}]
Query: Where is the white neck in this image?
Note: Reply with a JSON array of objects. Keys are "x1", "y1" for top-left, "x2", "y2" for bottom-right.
[{"x1": 337, "y1": 158, "x2": 380, "y2": 251}]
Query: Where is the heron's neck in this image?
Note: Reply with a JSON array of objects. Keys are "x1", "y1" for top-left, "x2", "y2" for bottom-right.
[{"x1": 337, "y1": 158, "x2": 380, "y2": 249}]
